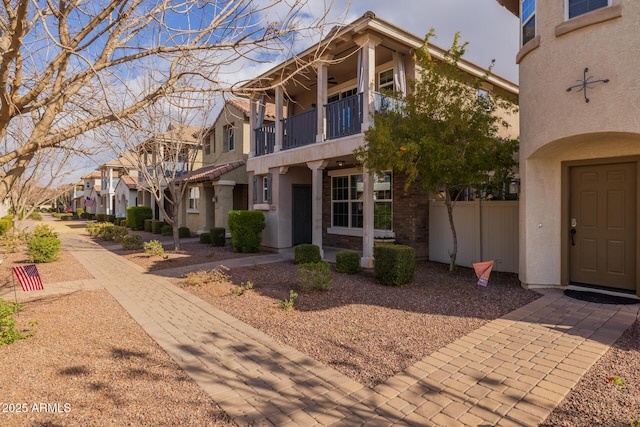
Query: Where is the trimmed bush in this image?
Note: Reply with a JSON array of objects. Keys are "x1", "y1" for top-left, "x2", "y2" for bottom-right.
[
  {"x1": 294, "y1": 244, "x2": 321, "y2": 264},
  {"x1": 298, "y1": 262, "x2": 333, "y2": 292},
  {"x1": 178, "y1": 227, "x2": 191, "y2": 238},
  {"x1": 96, "y1": 214, "x2": 106, "y2": 222},
  {"x1": 121, "y1": 234, "x2": 144, "y2": 250},
  {"x1": 199, "y1": 233, "x2": 212, "y2": 244},
  {"x1": 227, "y1": 210, "x2": 265, "y2": 253},
  {"x1": 335, "y1": 250, "x2": 362, "y2": 274},
  {"x1": 151, "y1": 220, "x2": 165, "y2": 234},
  {"x1": 373, "y1": 244, "x2": 415, "y2": 286},
  {"x1": 161, "y1": 224, "x2": 172, "y2": 236},
  {"x1": 126, "y1": 206, "x2": 153, "y2": 231},
  {"x1": 210, "y1": 227, "x2": 225, "y2": 247},
  {"x1": 105, "y1": 214, "x2": 116, "y2": 223},
  {"x1": 29, "y1": 211, "x2": 43, "y2": 221},
  {"x1": 144, "y1": 219, "x2": 153, "y2": 232},
  {"x1": 144, "y1": 240, "x2": 165, "y2": 257},
  {"x1": 0, "y1": 220, "x2": 11, "y2": 236},
  {"x1": 27, "y1": 236, "x2": 61, "y2": 263}
]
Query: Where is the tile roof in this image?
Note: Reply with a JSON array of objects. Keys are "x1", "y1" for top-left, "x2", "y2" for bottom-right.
[
  {"x1": 227, "y1": 98, "x2": 281, "y2": 120},
  {"x1": 120, "y1": 175, "x2": 138, "y2": 190},
  {"x1": 176, "y1": 160, "x2": 245, "y2": 184}
]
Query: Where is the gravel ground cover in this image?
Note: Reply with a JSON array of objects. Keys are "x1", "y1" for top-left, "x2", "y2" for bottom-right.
[{"x1": 2, "y1": 219, "x2": 639, "y2": 425}]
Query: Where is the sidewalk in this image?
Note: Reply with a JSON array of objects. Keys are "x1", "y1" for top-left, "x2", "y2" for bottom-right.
[{"x1": 10, "y1": 226, "x2": 640, "y2": 426}]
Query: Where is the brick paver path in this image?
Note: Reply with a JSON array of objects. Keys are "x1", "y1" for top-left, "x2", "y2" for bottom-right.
[{"x1": 10, "y1": 221, "x2": 639, "y2": 426}]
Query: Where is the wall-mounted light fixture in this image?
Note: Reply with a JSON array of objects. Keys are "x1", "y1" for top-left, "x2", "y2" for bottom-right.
[
  {"x1": 212, "y1": 195, "x2": 218, "y2": 203},
  {"x1": 336, "y1": 160, "x2": 345, "y2": 167},
  {"x1": 509, "y1": 178, "x2": 520, "y2": 195}
]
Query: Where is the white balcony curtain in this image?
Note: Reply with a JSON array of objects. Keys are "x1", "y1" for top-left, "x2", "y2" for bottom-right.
[
  {"x1": 257, "y1": 95, "x2": 266, "y2": 128},
  {"x1": 393, "y1": 52, "x2": 406, "y2": 95},
  {"x1": 357, "y1": 48, "x2": 366, "y2": 94}
]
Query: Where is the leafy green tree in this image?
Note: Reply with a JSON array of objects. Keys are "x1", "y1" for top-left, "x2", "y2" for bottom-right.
[{"x1": 355, "y1": 30, "x2": 518, "y2": 271}]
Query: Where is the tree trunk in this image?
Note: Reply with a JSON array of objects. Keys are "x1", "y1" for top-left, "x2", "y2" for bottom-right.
[{"x1": 444, "y1": 185, "x2": 458, "y2": 272}]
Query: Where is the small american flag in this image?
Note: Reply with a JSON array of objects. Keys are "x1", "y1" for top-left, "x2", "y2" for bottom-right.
[{"x1": 12, "y1": 264, "x2": 44, "y2": 292}]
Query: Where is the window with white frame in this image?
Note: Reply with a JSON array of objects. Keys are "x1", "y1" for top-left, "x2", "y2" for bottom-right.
[
  {"x1": 262, "y1": 176, "x2": 269, "y2": 203},
  {"x1": 378, "y1": 69, "x2": 394, "y2": 92},
  {"x1": 521, "y1": 0, "x2": 536, "y2": 46},
  {"x1": 223, "y1": 124, "x2": 235, "y2": 152},
  {"x1": 188, "y1": 187, "x2": 200, "y2": 211},
  {"x1": 331, "y1": 172, "x2": 392, "y2": 230},
  {"x1": 568, "y1": 0, "x2": 609, "y2": 19},
  {"x1": 204, "y1": 131, "x2": 213, "y2": 155},
  {"x1": 327, "y1": 87, "x2": 358, "y2": 104}
]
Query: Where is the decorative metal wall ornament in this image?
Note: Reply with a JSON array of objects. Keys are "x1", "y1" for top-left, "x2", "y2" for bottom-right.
[{"x1": 566, "y1": 67, "x2": 609, "y2": 103}]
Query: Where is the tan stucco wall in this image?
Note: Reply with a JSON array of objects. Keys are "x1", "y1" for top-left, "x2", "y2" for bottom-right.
[{"x1": 516, "y1": 0, "x2": 640, "y2": 287}]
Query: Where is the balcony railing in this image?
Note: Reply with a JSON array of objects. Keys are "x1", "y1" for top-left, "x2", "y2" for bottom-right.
[
  {"x1": 374, "y1": 91, "x2": 405, "y2": 113},
  {"x1": 325, "y1": 93, "x2": 362, "y2": 140},
  {"x1": 255, "y1": 123, "x2": 276, "y2": 156},
  {"x1": 283, "y1": 109, "x2": 317, "y2": 150}
]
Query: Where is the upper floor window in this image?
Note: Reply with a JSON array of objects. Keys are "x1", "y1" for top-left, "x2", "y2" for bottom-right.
[
  {"x1": 204, "y1": 131, "x2": 213, "y2": 155},
  {"x1": 328, "y1": 87, "x2": 358, "y2": 104},
  {"x1": 223, "y1": 124, "x2": 235, "y2": 152},
  {"x1": 521, "y1": 0, "x2": 536, "y2": 45},
  {"x1": 378, "y1": 69, "x2": 394, "y2": 92},
  {"x1": 568, "y1": 0, "x2": 609, "y2": 19}
]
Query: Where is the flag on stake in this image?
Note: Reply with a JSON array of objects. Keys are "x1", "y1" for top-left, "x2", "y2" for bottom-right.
[
  {"x1": 473, "y1": 261, "x2": 494, "y2": 287},
  {"x1": 12, "y1": 264, "x2": 44, "y2": 292}
]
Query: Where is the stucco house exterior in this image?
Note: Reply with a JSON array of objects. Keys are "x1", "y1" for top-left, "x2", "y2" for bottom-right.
[
  {"x1": 114, "y1": 175, "x2": 138, "y2": 218},
  {"x1": 97, "y1": 152, "x2": 138, "y2": 216},
  {"x1": 496, "y1": 0, "x2": 639, "y2": 296},
  {"x1": 175, "y1": 99, "x2": 259, "y2": 235},
  {"x1": 241, "y1": 11, "x2": 518, "y2": 266}
]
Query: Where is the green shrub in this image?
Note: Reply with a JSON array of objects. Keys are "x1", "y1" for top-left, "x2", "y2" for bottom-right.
[
  {"x1": 144, "y1": 219, "x2": 153, "y2": 232},
  {"x1": 29, "y1": 211, "x2": 43, "y2": 221},
  {"x1": 0, "y1": 219, "x2": 11, "y2": 236},
  {"x1": 76, "y1": 208, "x2": 85, "y2": 218},
  {"x1": 298, "y1": 262, "x2": 333, "y2": 292},
  {"x1": 199, "y1": 233, "x2": 211, "y2": 244},
  {"x1": 373, "y1": 244, "x2": 415, "y2": 286},
  {"x1": 87, "y1": 213, "x2": 95, "y2": 220},
  {"x1": 96, "y1": 214, "x2": 106, "y2": 222},
  {"x1": 121, "y1": 234, "x2": 144, "y2": 250},
  {"x1": 144, "y1": 240, "x2": 165, "y2": 257},
  {"x1": 335, "y1": 250, "x2": 362, "y2": 274},
  {"x1": 294, "y1": 244, "x2": 321, "y2": 264},
  {"x1": 210, "y1": 227, "x2": 225, "y2": 246},
  {"x1": 278, "y1": 290, "x2": 298, "y2": 310},
  {"x1": 151, "y1": 220, "x2": 165, "y2": 234},
  {"x1": 161, "y1": 224, "x2": 173, "y2": 236},
  {"x1": 126, "y1": 206, "x2": 153, "y2": 231},
  {"x1": 105, "y1": 214, "x2": 116, "y2": 223},
  {"x1": 119, "y1": 218, "x2": 128, "y2": 226},
  {"x1": 99, "y1": 224, "x2": 117, "y2": 240},
  {"x1": 178, "y1": 227, "x2": 191, "y2": 238},
  {"x1": 31, "y1": 224, "x2": 58, "y2": 239},
  {"x1": 0, "y1": 299, "x2": 25, "y2": 345},
  {"x1": 0, "y1": 234, "x2": 22, "y2": 253},
  {"x1": 27, "y1": 236, "x2": 61, "y2": 263},
  {"x1": 227, "y1": 210, "x2": 265, "y2": 253},
  {"x1": 111, "y1": 226, "x2": 129, "y2": 242}
]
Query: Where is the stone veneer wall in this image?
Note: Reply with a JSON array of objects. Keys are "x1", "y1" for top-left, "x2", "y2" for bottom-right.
[{"x1": 321, "y1": 171, "x2": 429, "y2": 259}]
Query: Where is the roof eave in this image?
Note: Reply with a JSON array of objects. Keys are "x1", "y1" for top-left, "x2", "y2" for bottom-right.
[{"x1": 496, "y1": 0, "x2": 519, "y2": 17}]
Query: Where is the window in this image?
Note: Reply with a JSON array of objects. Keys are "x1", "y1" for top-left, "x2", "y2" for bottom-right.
[
  {"x1": 331, "y1": 172, "x2": 392, "y2": 230},
  {"x1": 263, "y1": 176, "x2": 269, "y2": 203},
  {"x1": 327, "y1": 87, "x2": 358, "y2": 104},
  {"x1": 521, "y1": 0, "x2": 536, "y2": 45},
  {"x1": 188, "y1": 187, "x2": 200, "y2": 211},
  {"x1": 568, "y1": 0, "x2": 609, "y2": 19},
  {"x1": 223, "y1": 124, "x2": 235, "y2": 152},
  {"x1": 378, "y1": 69, "x2": 394, "y2": 92},
  {"x1": 204, "y1": 131, "x2": 213, "y2": 155}
]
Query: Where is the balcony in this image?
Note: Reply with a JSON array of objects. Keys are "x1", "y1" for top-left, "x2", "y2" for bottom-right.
[
  {"x1": 374, "y1": 91, "x2": 405, "y2": 113},
  {"x1": 255, "y1": 123, "x2": 276, "y2": 157}
]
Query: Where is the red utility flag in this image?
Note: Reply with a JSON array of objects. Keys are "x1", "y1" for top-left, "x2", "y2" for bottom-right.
[
  {"x1": 12, "y1": 264, "x2": 44, "y2": 292},
  {"x1": 473, "y1": 261, "x2": 494, "y2": 287}
]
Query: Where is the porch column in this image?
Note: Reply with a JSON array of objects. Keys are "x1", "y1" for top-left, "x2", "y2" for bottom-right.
[
  {"x1": 361, "y1": 166, "x2": 375, "y2": 268},
  {"x1": 108, "y1": 168, "x2": 114, "y2": 214},
  {"x1": 354, "y1": 34, "x2": 381, "y2": 131},
  {"x1": 316, "y1": 63, "x2": 327, "y2": 142},
  {"x1": 249, "y1": 97, "x2": 257, "y2": 158},
  {"x1": 275, "y1": 86, "x2": 284, "y2": 152},
  {"x1": 307, "y1": 160, "x2": 329, "y2": 257},
  {"x1": 213, "y1": 180, "x2": 236, "y2": 235}
]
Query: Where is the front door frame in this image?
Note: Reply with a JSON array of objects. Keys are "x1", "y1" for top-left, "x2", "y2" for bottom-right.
[{"x1": 561, "y1": 155, "x2": 640, "y2": 295}]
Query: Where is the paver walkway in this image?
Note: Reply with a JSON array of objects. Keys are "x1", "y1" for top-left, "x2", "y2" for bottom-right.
[{"x1": 8, "y1": 222, "x2": 640, "y2": 426}]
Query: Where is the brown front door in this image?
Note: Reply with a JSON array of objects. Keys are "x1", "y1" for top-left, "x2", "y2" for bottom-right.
[{"x1": 569, "y1": 162, "x2": 636, "y2": 291}]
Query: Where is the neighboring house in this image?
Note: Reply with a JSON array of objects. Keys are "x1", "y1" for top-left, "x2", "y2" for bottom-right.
[
  {"x1": 175, "y1": 99, "x2": 257, "y2": 234},
  {"x1": 496, "y1": 0, "x2": 639, "y2": 296},
  {"x1": 81, "y1": 171, "x2": 101, "y2": 214},
  {"x1": 71, "y1": 180, "x2": 85, "y2": 213},
  {"x1": 86, "y1": 184, "x2": 101, "y2": 215},
  {"x1": 136, "y1": 124, "x2": 203, "y2": 221},
  {"x1": 241, "y1": 11, "x2": 518, "y2": 266},
  {"x1": 97, "y1": 152, "x2": 138, "y2": 216},
  {"x1": 114, "y1": 175, "x2": 138, "y2": 218}
]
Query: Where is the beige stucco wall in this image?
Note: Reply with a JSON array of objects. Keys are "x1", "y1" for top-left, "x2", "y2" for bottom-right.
[{"x1": 516, "y1": 0, "x2": 640, "y2": 287}]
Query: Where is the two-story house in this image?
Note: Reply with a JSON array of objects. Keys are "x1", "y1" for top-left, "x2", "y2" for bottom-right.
[
  {"x1": 81, "y1": 171, "x2": 101, "y2": 215},
  {"x1": 174, "y1": 99, "x2": 278, "y2": 235},
  {"x1": 136, "y1": 124, "x2": 203, "y2": 221},
  {"x1": 97, "y1": 152, "x2": 138, "y2": 216},
  {"x1": 497, "y1": 0, "x2": 639, "y2": 296},
  {"x1": 241, "y1": 11, "x2": 519, "y2": 266}
]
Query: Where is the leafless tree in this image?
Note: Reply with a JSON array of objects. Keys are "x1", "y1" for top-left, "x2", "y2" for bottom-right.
[{"x1": 0, "y1": 0, "x2": 347, "y2": 200}]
